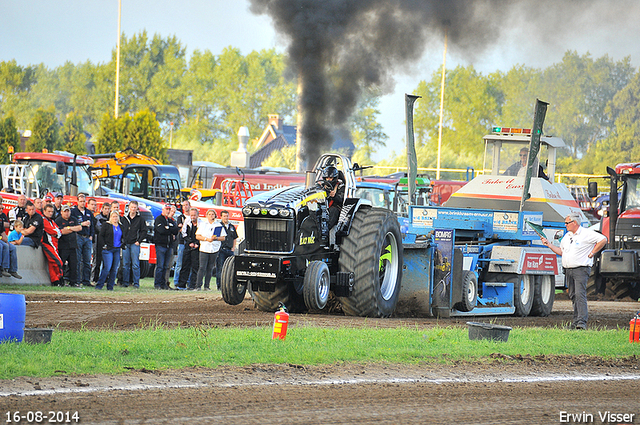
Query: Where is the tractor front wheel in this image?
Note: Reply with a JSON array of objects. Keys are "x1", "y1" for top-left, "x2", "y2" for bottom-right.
[
  {"x1": 221, "y1": 256, "x2": 246, "y2": 305},
  {"x1": 303, "y1": 260, "x2": 330, "y2": 311}
]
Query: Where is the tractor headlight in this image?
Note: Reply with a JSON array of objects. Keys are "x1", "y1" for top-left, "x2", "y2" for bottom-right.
[
  {"x1": 268, "y1": 208, "x2": 278, "y2": 216},
  {"x1": 279, "y1": 208, "x2": 292, "y2": 218},
  {"x1": 252, "y1": 207, "x2": 261, "y2": 216},
  {"x1": 242, "y1": 207, "x2": 252, "y2": 216}
]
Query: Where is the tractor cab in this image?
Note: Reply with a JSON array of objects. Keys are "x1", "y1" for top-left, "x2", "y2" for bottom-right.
[
  {"x1": 309, "y1": 154, "x2": 357, "y2": 199},
  {"x1": 445, "y1": 127, "x2": 585, "y2": 226}
]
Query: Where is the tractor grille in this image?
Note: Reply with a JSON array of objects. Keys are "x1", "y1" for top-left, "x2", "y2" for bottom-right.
[{"x1": 244, "y1": 217, "x2": 295, "y2": 253}]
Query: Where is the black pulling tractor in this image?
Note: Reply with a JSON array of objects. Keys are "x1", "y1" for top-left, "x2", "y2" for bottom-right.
[{"x1": 220, "y1": 154, "x2": 404, "y2": 317}]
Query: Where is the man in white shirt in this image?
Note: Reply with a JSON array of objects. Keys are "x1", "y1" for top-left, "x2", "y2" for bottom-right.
[
  {"x1": 541, "y1": 212, "x2": 607, "y2": 329},
  {"x1": 195, "y1": 209, "x2": 226, "y2": 290}
]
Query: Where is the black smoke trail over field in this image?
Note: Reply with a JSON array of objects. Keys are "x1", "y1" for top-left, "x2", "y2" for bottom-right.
[{"x1": 249, "y1": 0, "x2": 621, "y2": 168}]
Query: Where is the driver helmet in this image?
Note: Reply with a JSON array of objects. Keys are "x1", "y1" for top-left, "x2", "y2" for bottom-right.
[{"x1": 322, "y1": 166, "x2": 339, "y2": 181}]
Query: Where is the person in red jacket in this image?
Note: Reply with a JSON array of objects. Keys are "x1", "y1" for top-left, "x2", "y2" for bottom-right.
[{"x1": 42, "y1": 204, "x2": 64, "y2": 286}]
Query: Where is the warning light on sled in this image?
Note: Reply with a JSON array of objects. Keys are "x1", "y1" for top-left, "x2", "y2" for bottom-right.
[{"x1": 491, "y1": 126, "x2": 532, "y2": 135}]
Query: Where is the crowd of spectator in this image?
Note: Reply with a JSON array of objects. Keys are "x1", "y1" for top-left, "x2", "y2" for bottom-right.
[{"x1": 0, "y1": 193, "x2": 237, "y2": 291}]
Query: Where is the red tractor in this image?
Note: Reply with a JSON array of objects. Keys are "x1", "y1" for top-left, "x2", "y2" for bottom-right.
[{"x1": 589, "y1": 163, "x2": 640, "y2": 299}]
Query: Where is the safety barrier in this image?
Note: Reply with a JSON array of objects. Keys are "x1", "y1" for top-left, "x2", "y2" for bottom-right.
[{"x1": 0, "y1": 245, "x2": 51, "y2": 285}]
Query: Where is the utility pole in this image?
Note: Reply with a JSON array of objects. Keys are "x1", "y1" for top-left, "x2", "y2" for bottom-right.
[
  {"x1": 436, "y1": 26, "x2": 448, "y2": 180},
  {"x1": 114, "y1": 0, "x2": 122, "y2": 118}
]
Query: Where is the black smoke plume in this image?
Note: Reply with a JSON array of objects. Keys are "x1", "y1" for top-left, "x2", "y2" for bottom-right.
[{"x1": 249, "y1": 0, "x2": 626, "y2": 168}]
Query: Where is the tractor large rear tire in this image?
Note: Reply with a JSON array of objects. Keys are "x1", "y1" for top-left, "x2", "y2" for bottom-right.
[
  {"x1": 250, "y1": 283, "x2": 306, "y2": 313},
  {"x1": 338, "y1": 207, "x2": 403, "y2": 317},
  {"x1": 612, "y1": 280, "x2": 640, "y2": 300},
  {"x1": 530, "y1": 275, "x2": 555, "y2": 317},
  {"x1": 221, "y1": 256, "x2": 246, "y2": 305}
]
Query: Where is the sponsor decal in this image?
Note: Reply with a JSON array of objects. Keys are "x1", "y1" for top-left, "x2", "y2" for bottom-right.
[
  {"x1": 299, "y1": 231, "x2": 316, "y2": 245},
  {"x1": 493, "y1": 212, "x2": 518, "y2": 232},
  {"x1": 412, "y1": 207, "x2": 438, "y2": 227},
  {"x1": 237, "y1": 271, "x2": 277, "y2": 278},
  {"x1": 522, "y1": 253, "x2": 558, "y2": 273}
]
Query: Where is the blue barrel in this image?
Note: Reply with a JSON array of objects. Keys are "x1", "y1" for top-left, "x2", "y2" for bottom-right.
[{"x1": 0, "y1": 293, "x2": 26, "y2": 343}]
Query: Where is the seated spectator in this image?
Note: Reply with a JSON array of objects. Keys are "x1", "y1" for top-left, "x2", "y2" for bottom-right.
[
  {"x1": 8, "y1": 220, "x2": 24, "y2": 245},
  {"x1": 21, "y1": 201, "x2": 44, "y2": 248},
  {"x1": 9, "y1": 194, "x2": 27, "y2": 223},
  {"x1": 0, "y1": 196, "x2": 21, "y2": 279}
]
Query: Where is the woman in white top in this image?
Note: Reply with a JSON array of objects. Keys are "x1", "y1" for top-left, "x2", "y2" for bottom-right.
[{"x1": 195, "y1": 209, "x2": 226, "y2": 290}]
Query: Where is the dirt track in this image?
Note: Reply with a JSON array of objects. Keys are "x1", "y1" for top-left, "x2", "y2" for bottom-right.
[{"x1": 2, "y1": 291, "x2": 639, "y2": 424}]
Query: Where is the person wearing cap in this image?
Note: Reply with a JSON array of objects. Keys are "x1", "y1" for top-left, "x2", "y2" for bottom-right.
[
  {"x1": 540, "y1": 212, "x2": 607, "y2": 330},
  {"x1": 53, "y1": 193, "x2": 64, "y2": 219},
  {"x1": 153, "y1": 203, "x2": 179, "y2": 289},
  {"x1": 55, "y1": 205, "x2": 82, "y2": 287}
]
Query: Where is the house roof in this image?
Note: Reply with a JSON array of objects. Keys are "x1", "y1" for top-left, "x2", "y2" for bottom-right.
[
  {"x1": 250, "y1": 135, "x2": 292, "y2": 168},
  {"x1": 250, "y1": 115, "x2": 355, "y2": 168}
]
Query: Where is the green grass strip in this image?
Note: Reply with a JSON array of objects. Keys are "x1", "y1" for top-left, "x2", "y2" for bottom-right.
[{"x1": 1, "y1": 325, "x2": 638, "y2": 380}]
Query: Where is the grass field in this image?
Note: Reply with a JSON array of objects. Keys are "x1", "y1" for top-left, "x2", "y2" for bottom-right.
[{"x1": 0, "y1": 324, "x2": 637, "y2": 380}]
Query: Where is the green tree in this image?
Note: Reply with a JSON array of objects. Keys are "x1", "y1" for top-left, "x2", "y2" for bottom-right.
[
  {"x1": 116, "y1": 32, "x2": 187, "y2": 125},
  {"x1": 350, "y1": 88, "x2": 387, "y2": 166},
  {"x1": 174, "y1": 50, "x2": 221, "y2": 146},
  {"x1": 96, "y1": 112, "x2": 123, "y2": 154},
  {"x1": 60, "y1": 112, "x2": 86, "y2": 154},
  {"x1": 261, "y1": 145, "x2": 297, "y2": 169},
  {"x1": 0, "y1": 60, "x2": 39, "y2": 128},
  {"x1": 412, "y1": 65, "x2": 501, "y2": 169},
  {"x1": 0, "y1": 114, "x2": 20, "y2": 163},
  {"x1": 539, "y1": 51, "x2": 634, "y2": 159},
  {"x1": 491, "y1": 65, "x2": 543, "y2": 128},
  {"x1": 28, "y1": 106, "x2": 61, "y2": 152},
  {"x1": 96, "y1": 109, "x2": 166, "y2": 162},
  {"x1": 589, "y1": 71, "x2": 640, "y2": 171},
  {"x1": 213, "y1": 47, "x2": 296, "y2": 141},
  {"x1": 126, "y1": 109, "x2": 167, "y2": 162}
]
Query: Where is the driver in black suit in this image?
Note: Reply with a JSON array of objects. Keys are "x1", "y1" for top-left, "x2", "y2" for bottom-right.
[{"x1": 321, "y1": 166, "x2": 345, "y2": 229}]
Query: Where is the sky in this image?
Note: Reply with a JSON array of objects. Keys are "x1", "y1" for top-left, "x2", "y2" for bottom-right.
[{"x1": 2, "y1": 0, "x2": 640, "y2": 162}]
